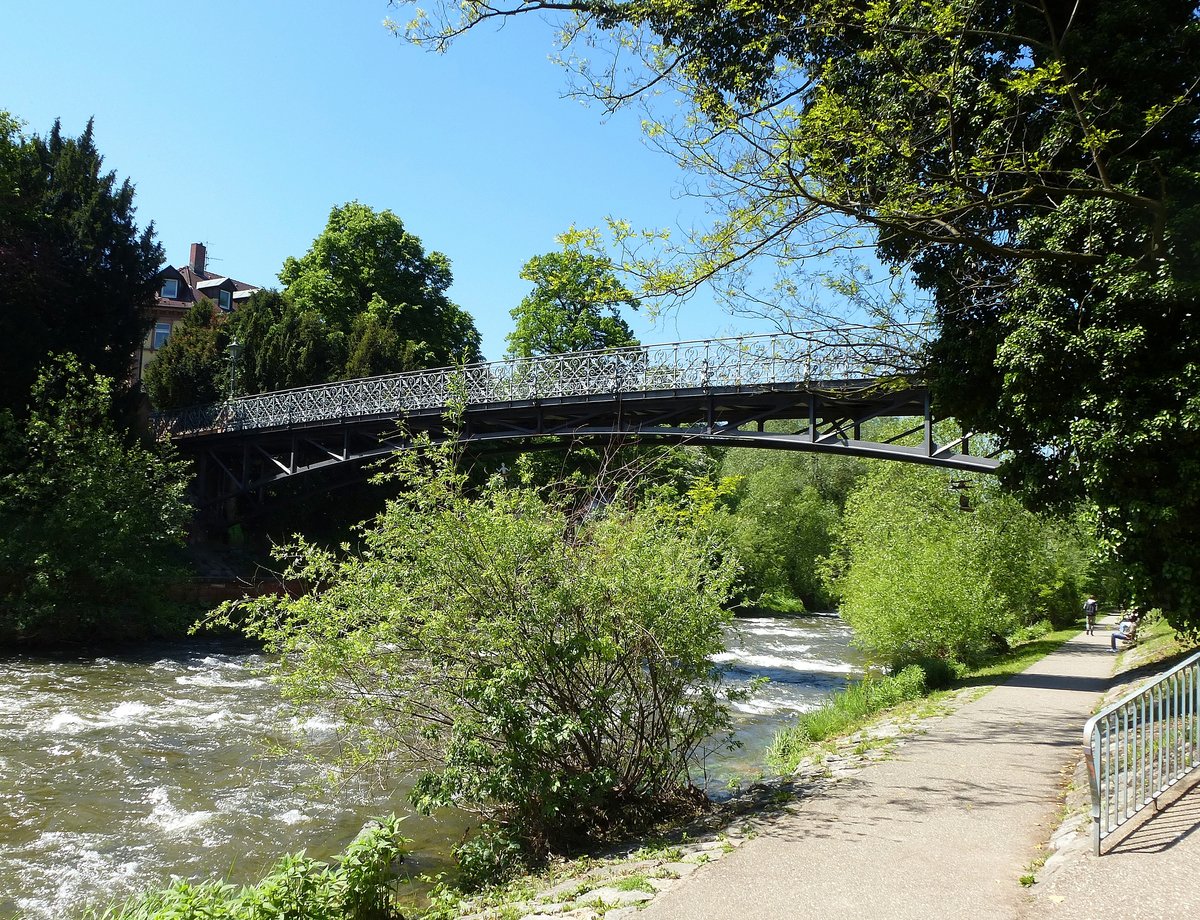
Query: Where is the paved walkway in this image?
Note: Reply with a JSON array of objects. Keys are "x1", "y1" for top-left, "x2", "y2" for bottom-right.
[{"x1": 641, "y1": 625, "x2": 1199, "y2": 920}]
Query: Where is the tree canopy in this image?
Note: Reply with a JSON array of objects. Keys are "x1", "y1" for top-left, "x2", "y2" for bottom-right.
[
  {"x1": 828, "y1": 463, "x2": 1093, "y2": 668},
  {"x1": 0, "y1": 114, "x2": 162, "y2": 414},
  {"x1": 506, "y1": 246, "x2": 639, "y2": 358},
  {"x1": 400, "y1": 1, "x2": 1200, "y2": 628},
  {"x1": 143, "y1": 299, "x2": 229, "y2": 410},
  {"x1": 280, "y1": 201, "x2": 481, "y2": 370}
]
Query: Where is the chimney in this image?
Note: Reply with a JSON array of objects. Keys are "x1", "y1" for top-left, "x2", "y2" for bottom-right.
[{"x1": 189, "y1": 242, "x2": 207, "y2": 275}]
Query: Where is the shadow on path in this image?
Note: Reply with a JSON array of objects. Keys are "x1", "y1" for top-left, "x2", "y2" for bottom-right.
[
  {"x1": 1105, "y1": 773, "x2": 1200, "y2": 856},
  {"x1": 999, "y1": 673, "x2": 1113, "y2": 693}
]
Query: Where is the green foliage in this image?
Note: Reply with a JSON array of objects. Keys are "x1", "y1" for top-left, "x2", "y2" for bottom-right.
[
  {"x1": 280, "y1": 201, "x2": 481, "y2": 371},
  {"x1": 768, "y1": 665, "x2": 928, "y2": 772},
  {"x1": 229, "y1": 289, "x2": 347, "y2": 394},
  {"x1": 0, "y1": 356, "x2": 192, "y2": 639},
  {"x1": 0, "y1": 114, "x2": 162, "y2": 415},
  {"x1": 506, "y1": 246, "x2": 639, "y2": 358},
  {"x1": 145, "y1": 203, "x2": 484, "y2": 409},
  {"x1": 143, "y1": 300, "x2": 228, "y2": 409},
  {"x1": 402, "y1": 1, "x2": 1200, "y2": 631},
  {"x1": 719, "y1": 449, "x2": 853, "y2": 609},
  {"x1": 83, "y1": 816, "x2": 409, "y2": 920},
  {"x1": 207, "y1": 438, "x2": 740, "y2": 882},
  {"x1": 451, "y1": 826, "x2": 530, "y2": 893},
  {"x1": 827, "y1": 464, "x2": 1092, "y2": 667}
]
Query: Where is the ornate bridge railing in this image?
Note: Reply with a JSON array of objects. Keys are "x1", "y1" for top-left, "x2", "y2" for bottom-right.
[{"x1": 155, "y1": 326, "x2": 928, "y2": 439}]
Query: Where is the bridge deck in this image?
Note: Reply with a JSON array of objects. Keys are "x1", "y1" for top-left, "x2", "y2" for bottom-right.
[{"x1": 155, "y1": 330, "x2": 997, "y2": 513}]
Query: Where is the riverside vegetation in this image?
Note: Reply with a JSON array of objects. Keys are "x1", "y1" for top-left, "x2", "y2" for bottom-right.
[
  {"x1": 206, "y1": 433, "x2": 745, "y2": 892},
  {"x1": 101, "y1": 433, "x2": 1095, "y2": 920},
  {"x1": 0, "y1": 107, "x2": 1125, "y2": 920}
]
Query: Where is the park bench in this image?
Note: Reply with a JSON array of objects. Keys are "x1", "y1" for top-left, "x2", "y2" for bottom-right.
[{"x1": 1112, "y1": 618, "x2": 1138, "y2": 650}]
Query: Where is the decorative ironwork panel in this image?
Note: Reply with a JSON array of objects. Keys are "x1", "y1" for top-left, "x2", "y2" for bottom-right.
[{"x1": 154, "y1": 325, "x2": 929, "y2": 439}]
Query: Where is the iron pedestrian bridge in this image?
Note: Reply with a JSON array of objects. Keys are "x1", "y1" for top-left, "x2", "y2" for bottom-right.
[{"x1": 154, "y1": 328, "x2": 999, "y2": 512}]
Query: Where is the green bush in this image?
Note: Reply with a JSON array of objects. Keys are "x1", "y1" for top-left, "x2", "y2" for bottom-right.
[
  {"x1": 719, "y1": 449, "x2": 853, "y2": 609},
  {"x1": 903, "y1": 656, "x2": 961, "y2": 690},
  {"x1": 451, "y1": 826, "x2": 530, "y2": 892},
  {"x1": 1008, "y1": 618, "x2": 1054, "y2": 646},
  {"x1": 826, "y1": 464, "x2": 1094, "y2": 667},
  {"x1": 210, "y1": 438, "x2": 740, "y2": 885},
  {"x1": 83, "y1": 817, "x2": 409, "y2": 920},
  {"x1": 0, "y1": 356, "x2": 192, "y2": 639}
]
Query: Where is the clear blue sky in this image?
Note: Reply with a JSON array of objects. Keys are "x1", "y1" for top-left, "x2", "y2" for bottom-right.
[{"x1": 0, "y1": 0, "x2": 786, "y2": 359}]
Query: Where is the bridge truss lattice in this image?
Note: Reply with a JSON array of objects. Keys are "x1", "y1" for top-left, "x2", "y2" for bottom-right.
[{"x1": 154, "y1": 327, "x2": 999, "y2": 515}]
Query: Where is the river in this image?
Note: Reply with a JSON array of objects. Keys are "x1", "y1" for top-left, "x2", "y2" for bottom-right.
[{"x1": 0, "y1": 613, "x2": 864, "y2": 918}]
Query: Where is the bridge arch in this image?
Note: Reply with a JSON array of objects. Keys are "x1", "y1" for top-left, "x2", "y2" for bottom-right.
[{"x1": 155, "y1": 330, "x2": 998, "y2": 515}]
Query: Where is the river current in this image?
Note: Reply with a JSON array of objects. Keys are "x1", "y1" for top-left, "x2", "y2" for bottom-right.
[{"x1": 0, "y1": 614, "x2": 863, "y2": 919}]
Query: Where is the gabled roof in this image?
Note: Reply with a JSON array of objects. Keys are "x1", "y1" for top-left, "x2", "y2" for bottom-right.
[
  {"x1": 153, "y1": 261, "x2": 259, "y2": 311},
  {"x1": 195, "y1": 276, "x2": 236, "y2": 292}
]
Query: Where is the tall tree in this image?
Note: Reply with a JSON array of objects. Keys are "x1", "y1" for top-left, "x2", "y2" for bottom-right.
[
  {"x1": 402, "y1": 1, "x2": 1200, "y2": 628},
  {"x1": 142, "y1": 299, "x2": 227, "y2": 410},
  {"x1": 229, "y1": 289, "x2": 347, "y2": 393},
  {"x1": 0, "y1": 115, "x2": 162, "y2": 414},
  {"x1": 280, "y1": 201, "x2": 481, "y2": 370},
  {"x1": 145, "y1": 202, "x2": 485, "y2": 409},
  {"x1": 506, "y1": 247, "x2": 639, "y2": 358}
]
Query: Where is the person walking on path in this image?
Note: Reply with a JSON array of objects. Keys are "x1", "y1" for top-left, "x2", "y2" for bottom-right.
[
  {"x1": 1084, "y1": 596, "x2": 1098, "y2": 635},
  {"x1": 639, "y1": 631, "x2": 1119, "y2": 920}
]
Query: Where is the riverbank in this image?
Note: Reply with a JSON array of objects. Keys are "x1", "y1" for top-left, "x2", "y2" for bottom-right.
[
  {"x1": 0, "y1": 612, "x2": 863, "y2": 918},
  {"x1": 420, "y1": 683, "x2": 978, "y2": 920},
  {"x1": 432, "y1": 618, "x2": 1176, "y2": 920}
]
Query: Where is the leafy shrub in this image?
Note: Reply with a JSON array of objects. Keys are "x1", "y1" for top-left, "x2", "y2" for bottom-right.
[
  {"x1": 1008, "y1": 618, "x2": 1054, "y2": 646},
  {"x1": 0, "y1": 356, "x2": 192, "y2": 639},
  {"x1": 83, "y1": 817, "x2": 409, "y2": 920},
  {"x1": 452, "y1": 826, "x2": 530, "y2": 892},
  {"x1": 719, "y1": 453, "x2": 845, "y2": 609},
  {"x1": 211, "y1": 438, "x2": 740, "y2": 885},
  {"x1": 826, "y1": 464, "x2": 1093, "y2": 667},
  {"x1": 904, "y1": 656, "x2": 961, "y2": 690}
]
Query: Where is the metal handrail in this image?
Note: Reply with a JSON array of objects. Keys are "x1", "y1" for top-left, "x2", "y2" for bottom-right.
[
  {"x1": 153, "y1": 325, "x2": 930, "y2": 439},
  {"x1": 1083, "y1": 648, "x2": 1200, "y2": 854}
]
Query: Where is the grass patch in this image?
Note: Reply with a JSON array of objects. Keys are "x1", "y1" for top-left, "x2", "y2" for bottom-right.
[
  {"x1": 629, "y1": 841, "x2": 684, "y2": 862},
  {"x1": 767, "y1": 665, "x2": 927, "y2": 772},
  {"x1": 613, "y1": 874, "x2": 655, "y2": 893}
]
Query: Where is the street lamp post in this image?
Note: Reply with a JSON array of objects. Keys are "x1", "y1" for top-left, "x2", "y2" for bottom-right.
[{"x1": 227, "y1": 338, "x2": 242, "y2": 402}]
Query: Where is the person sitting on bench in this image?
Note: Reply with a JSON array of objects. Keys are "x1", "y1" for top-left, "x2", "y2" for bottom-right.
[{"x1": 1111, "y1": 614, "x2": 1138, "y2": 651}]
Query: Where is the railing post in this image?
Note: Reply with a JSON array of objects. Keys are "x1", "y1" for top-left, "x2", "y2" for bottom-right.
[
  {"x1": 1086, "y1": 723, "x2": 1102, "y2": 856},
  {"x1": 924, "y1": 390, "x2": 933, "y2": 457}
]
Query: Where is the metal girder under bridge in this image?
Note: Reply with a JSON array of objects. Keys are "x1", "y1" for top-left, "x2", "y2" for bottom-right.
[{"x1": 154, "y1": 328, "x2": 999, "y2": 515}]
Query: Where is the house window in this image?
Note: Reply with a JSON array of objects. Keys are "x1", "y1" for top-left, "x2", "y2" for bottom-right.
[
  {"x1": 161, "y1": 278, "x2": 179, "y2": 299},
  {"x1": 218, "y1": 289, "x2": 232, "y2": 311},
  {"x1": 153, "y1": 322, "x2": 171, "y2": 350}
]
